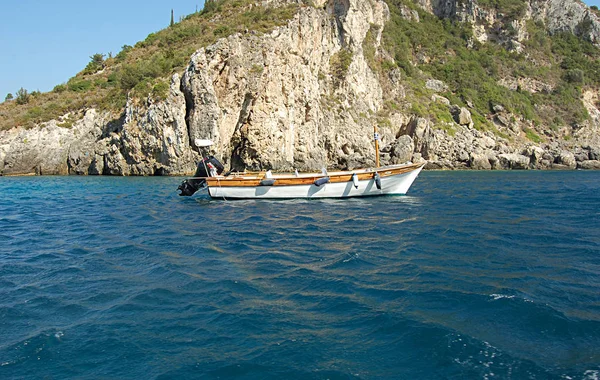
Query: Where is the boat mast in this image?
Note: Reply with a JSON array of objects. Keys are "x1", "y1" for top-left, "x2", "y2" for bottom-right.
[{"x1": 374, "y1": 124, "x2": 380, "y2": 168}]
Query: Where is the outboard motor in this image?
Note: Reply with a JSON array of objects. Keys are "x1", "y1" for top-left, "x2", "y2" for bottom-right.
[{"x1": 178, "y1": 156, "x2": 225, "y2": 196}]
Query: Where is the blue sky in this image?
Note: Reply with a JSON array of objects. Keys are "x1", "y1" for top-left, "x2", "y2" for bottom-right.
[
  {"x1": 0, "y1": 0, "x2": 204, "y2": 98},
  {"x1": 1, "y1": 0, "x2": 599, "y2": 99}
]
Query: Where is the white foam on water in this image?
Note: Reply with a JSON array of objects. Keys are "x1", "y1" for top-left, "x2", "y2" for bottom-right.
[
  {"x1": 584, "y1": 370, "x2": 599, "y2": 380},
  {"x1": 490, "y1": 294, "x2": 515, "y2": 301}
]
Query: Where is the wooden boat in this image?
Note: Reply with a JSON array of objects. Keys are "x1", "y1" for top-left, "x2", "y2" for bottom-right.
[
  {"x1": 178, "y1": 129, "x2": 425, "y2": 199},
  {"x1": 179, "y1": 162, "x2": 423, "y2": 199},
  {"x1": 205, "y1": 163, "x2": 423, "y2": 199}
]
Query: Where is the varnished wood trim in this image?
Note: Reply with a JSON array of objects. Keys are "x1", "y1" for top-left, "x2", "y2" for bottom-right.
[{"x1": 205, "y1": 163, "x2": 423, "y2": 188}]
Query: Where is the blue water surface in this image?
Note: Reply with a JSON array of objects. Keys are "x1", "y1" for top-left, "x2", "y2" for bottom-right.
[{"x1": 0, "y1": 171, "x2": 599, "y2": 379}]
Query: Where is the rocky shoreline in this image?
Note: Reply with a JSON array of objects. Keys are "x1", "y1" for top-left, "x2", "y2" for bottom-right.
[
  {"x1": 1, "y1": 106, "x2": 599, "y2": 176},
  {"x1": 379, "y1": 116, "x2": 600, "y2": 171}
]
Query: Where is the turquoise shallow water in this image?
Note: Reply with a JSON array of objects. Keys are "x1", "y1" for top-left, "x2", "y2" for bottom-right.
[{"x1": 0, "y1": 171, "x2": 599, "y2": 379}]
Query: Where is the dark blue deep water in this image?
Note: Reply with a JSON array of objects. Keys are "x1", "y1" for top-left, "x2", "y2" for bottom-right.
[{"x1": 1, "y1": 172, "x2": 599, "y2": 379}]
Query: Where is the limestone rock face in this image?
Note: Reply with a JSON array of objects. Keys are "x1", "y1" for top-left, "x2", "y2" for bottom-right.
[
  {"x1": 381, "y1": 135, "x2": 414, "y2": 165},
  {"x1": 498, "y1": 77, "x2": 553, "y2": 94},
  {"x1": 556, "y1": 151, "x2": 577, "y2": 169},
  {"x1": 579, "y1": 160, "x2": 600, "y2": 169},
  {"x1": 1, "y1": 74, "x2": 199, "y2": 176},
  {"x1": 498, "y1": 153, "x2": 531, "y2": 170},
  {"x1": 470, "y1": 153, "x2": 492, "y2": 170},
  {"x1": 1, "y1": 110, "x2": 107, "y2": 175},
  {"x1": 417, "y1": 0, "x2": 600, "y2": 49},
  {"x1": 181, "y1": 0, "x2": 390, "y2": 171},
  {"x1": 451, "y1": 106, "x2": 473, "y2": 127},
  {"x1": 106, "y1": 75, "x2": 199, "y2": 175},
  {"x1": 426, "y1": 79, "x2": 448, "y2": 93},
  {"x1": 531, "y1": 0, "x2": 600, "y2": 45}
]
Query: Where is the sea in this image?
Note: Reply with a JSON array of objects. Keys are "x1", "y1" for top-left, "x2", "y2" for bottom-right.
[{"x1": 0, "y1": 171, "x2": 599, "y2": 379}]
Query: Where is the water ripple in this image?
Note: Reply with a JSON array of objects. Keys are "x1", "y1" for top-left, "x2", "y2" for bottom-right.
[{"x1": 1, "y1": 172, "x2": 599, "y2": 379}]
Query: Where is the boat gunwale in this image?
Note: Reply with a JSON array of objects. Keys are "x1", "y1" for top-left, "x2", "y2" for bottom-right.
[{"x1": 198, "y1": 163, "x2": 424, "y2": 187}]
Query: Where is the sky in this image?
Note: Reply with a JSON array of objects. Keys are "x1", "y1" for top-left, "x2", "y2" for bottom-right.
[
  {"x1": 0, "y1": 0, "x2": 205, "y2": 99},
  {"x1": 1, "y1": 0, "x2": 600, "y2": 99}
]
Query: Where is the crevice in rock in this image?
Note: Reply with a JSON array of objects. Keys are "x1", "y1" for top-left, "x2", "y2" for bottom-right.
[
  {"x1": 101, "y1": 116, "x2": 126, "y2": 139},
  {"x1": 180, "y1": 76, "x2": 196, "y2": 152},
  {"x1": 102, "y1": 156, "x2": 110, "y2": 175},
  {"x1": 230, "y1": 92, "x2": 256, "y2": 171},
  {"x1": 217, "y1": 60, "x2": 229, "y2": 79},
  {"x1": 327, "y1": 0, "x2": 350, "y2": 47},
  {"x1": 234, "y1": 93, "x2": 256, "y2": 134}
]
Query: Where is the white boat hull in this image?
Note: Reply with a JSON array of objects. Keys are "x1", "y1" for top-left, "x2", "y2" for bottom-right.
[{"x1": 207, "y1": 165, "x2": 423, "y2": 199}]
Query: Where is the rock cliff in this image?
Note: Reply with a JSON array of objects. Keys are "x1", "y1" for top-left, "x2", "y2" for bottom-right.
[
  {"x1": 182, "y1": 0, "x2": 389, "y2": 171},
  {"x1": 1, "y1": 0, "x2": 600, "y2": 175},
  {"x1": 1, "y1": 75, "x2": 198, "y2": 176},
  {"x1": 418, "y1": 0, "x2": 600, "y2": 48}
]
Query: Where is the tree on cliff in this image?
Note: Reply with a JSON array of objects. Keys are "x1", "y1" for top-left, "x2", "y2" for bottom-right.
[
  {"x1": 4, "y1": 93, "x2": 13, "y2": 102},
  {"x1": 170, "y1": 9, "x2": 174, "y2": 27},
  {"x1": 15, "y1": 88, "x2": 29, "y2": 105},
  {"x1": 202, "y1": 0, "x2": 218, "y2": 14},
  {"x1": 84, "y1": 53, "x2": 105, "y2": 74}
]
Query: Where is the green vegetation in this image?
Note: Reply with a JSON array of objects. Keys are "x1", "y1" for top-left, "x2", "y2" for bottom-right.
[
  {"x1": 84, "y1": 53, "x2": 105, "y2": 75},
  {"x1": 250, "y1": 64, "x2": 264, "y2": 74},
  {"x1": 475, "y1": 0, "x2": 527, "y2": 20},
  {"x1": 375, "y1": 0, "x2": 597, "y2": 135},
  {"x1": 53, "y1": 84, "x2": 66, "y2": 93},
  {"x1": 5, "y1": 93, "x2": 13, "y2": 102},
  {"x1": 15, "y1": 88, "x2": 30, "y2": 105},
  {"x1": 0, "y1": 0, "x2": 298, "y2": 130},
  {"x1": 524, "y1": 127, "x2": 542, "y2": 143},
  {"x1": 330, "y1": 49, "x2": 354, "y2": 81},
  {"x1": 363, "y1": 24, "x2": 378, "y2": 71}
]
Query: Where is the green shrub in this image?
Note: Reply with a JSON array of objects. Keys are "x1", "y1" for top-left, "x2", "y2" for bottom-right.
[
  {"x1": 58, "y1": 119, "x2": 74, "y2": 128},
  {"x1": 524, "y1": 127, "x2": 542, "y2": 143},
  {"x1": 16, "y1": 88, "x2": 29, "y2": 105},
  {"x1": 429, "y1": 102, "x2": 453, "y2": 124},
  {"x1": 99, "y1": 88, "x2": 128, "y2": 111},
  {"x1": 144, "y1": 33, "x2": 159, "y2": 46},
  {"x1": 202, "y1": 0, "x2": 221, "y2": 14},
  {"x1": 409, "y1": 102, "x2": 427, "y2": 118},
  {"x1": 213, "y1": 25, "x2": 229, "y2": 36},
  {"x1": 53, "y1": 84, "x2": 67, "y2": 93},
  {"x1": 152, "y1": 81, "x2": 170, "y2": 100},
  {"x1": 116, "y1": 45, "x2": 133, "y2": 62},
  {"x1": 363, "y1": 24, "x2": 380, "y2": 72},
  {"x1": 330, "y1": 49, "x2": 353, "y2": 81},
  {"x1": 119, "y1": 52, "x2": 179, "y2": 91},
  {"x1": 250, "y1": 64, "x2": 264, "y2": 74},
  {"x1": 84, "y1": 53, "x2": 105, "y2": 74},
  {"x1": 26, "y1": 106, "x2": 43, "y2": 121},
  {"x1": 564, "y1": 68, "x2": 585, "y2": 84},
  {"x1": 476, "y1": 0, "x2": 527, "y2": 20},
  {"x1": 68, "y1": 79, "x2": 92, "y2": 92}
]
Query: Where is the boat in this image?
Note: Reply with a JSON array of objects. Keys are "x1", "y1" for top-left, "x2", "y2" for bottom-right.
[{"x1": 178, "y1": 130, "x2": 425, "y2": 199}]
